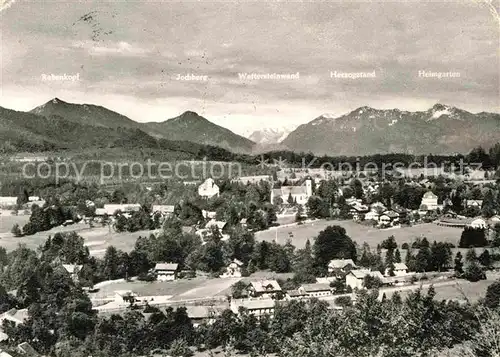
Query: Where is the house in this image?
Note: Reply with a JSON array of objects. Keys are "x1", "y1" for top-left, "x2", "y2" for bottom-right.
[
  {"x1": 0, "y1": 308, "x2": 28, "y2": 328},
  {"x1": 420, "y1": 191, "x2": 439, "y2": 211},
  {"x1": 395, "y1": 167, "x2": 446, "y2": 178},
  {"x1": 151, "y1": 205, "x2": 175, "y2": 217},
  {"x1": 205, "y1": 219, "x2": 227, "y2": 232},
  {"x1": 350, "y1": 204, "x2": 369, "y2": 221},
  {"x1": 365, "y1": 210, "x2": 380, "y2": 221},
  {"x1": 286, "y1": 290, "x2": 308, "y2": 300},
  {"x1": 62, "y1": 264, "x2": 82, "y2": 282},
  {"x1": 346, "y1": 269, "x2": 385, "y2": 290},
  {"x1": 370, "y1": 201, "x2": 387, "y2": 212},
  {"x1": 298, "y1": 283, "x2": 332, "y2": 297},
  {"x1": 202, "y1": 210, "x2": 217, "y2": 219},
  {"x1": 185, "y1": 306, "x2": 223, "y2": 327},
  {"x1": 230, "y1": 298, "x2": 275, "y2": 318},
  {"x1": 114, "y1": 290, "x2": 138, "y2": 304},
  {"x1": 271, "y1": 179, "x2": 312, "y2": 205},
  {"x1": 232, "y1": 175, "x2": 272, "y2": 185},
  {"x1": 198, "y1": 178, "x2": 220, "y2": 198},
  {"x1": 154, "y1": 262, "x2": 179, "y2": 281},
  {"x1": 247, "y1": 280, "x2": 282, "y2": 298},
  {"x1": 468, "y1": 218, "x2": 487, "y2": 229},
  {"x1": 0, "y1": 197, "x2": 17, "y2": 208},
  {"x1": 378, "y1": 211, "x2": 400, "y2": 228},
  {"x1": 465, "y1": 200, "x2": 483, "y2": 209},
  {"x1": 28, "y1": 196, "x2": 40, "y2": 202},
  {"x1": 183, "y1": 180, "x2": 200, "y2": 186},
  {"x1": 385, "y1": 262, "x2": 409, "y2": 277},
  {"x1": 327, "y1": 259, "x2": 357, "y2": 275},
  {"x1": 221, "y1": 259, "x2": 244, "y2": 278},
  {"x1": 95, "y1": 204, "x2": 141, "y2": 216},
  {"x1": 0, "y1": 308, "x2": 29, "y2": 342},
  {"x1": 16, "y1": 342, "x2": 40, "y2": 357}
]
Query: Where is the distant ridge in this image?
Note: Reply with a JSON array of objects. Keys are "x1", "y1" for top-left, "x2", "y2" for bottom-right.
[
  {"x1": 30, "y1": 99, "x2": 255, "y2": 153},
  {"x1": 143, "y1": 111, "x2": 255, "y2": 153},
  {"x1": 31, "y1": 98, "x2": 141, "y2": 129},
  {"x1": 281, "y1": 104, "x2": 500, "y2": 155}
]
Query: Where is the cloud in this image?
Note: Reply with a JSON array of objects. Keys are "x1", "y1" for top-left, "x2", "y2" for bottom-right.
[
  {"x1": 0, "y1": 0, "x2": 16, "y2": 13},
  {"x1": 73, "y1": 41, "x2": 153, "y2": 57}
]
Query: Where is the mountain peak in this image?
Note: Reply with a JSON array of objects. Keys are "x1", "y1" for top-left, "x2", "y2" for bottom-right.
[
  {"x1": 180, "y1": 110, "x2": 200, "y2": 117},
  {"x1": 50, "y1": 97, "x2": 66, "y2": 105},
  {"x1": 431, "y1": 103, "x2": 451, "y2": 111}
]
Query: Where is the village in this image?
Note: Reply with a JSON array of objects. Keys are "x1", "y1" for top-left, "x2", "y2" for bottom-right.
[{"x1": 1, "y1": 159, "x2": 500, "y2": 357}]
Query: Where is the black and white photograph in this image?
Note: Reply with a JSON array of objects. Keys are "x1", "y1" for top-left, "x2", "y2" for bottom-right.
[{"x1": 0, "y1": 0, "x2": 499, "y2": 356}]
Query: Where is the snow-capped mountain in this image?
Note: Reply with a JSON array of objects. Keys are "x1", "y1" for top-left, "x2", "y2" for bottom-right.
[
  {"x1": 282, "y1": 104, "x2": 500, "y2": 155},
  {"x1": 247, "y1": 126, "x2": 296, "y2": 145}
]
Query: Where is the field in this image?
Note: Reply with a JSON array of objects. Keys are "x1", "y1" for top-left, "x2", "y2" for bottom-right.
[
  {"x1": 256, "y1": 219, "x2": 462, "y2": 249},
  {"x1": 0, "y1": 212, "x2": 30, "y2": 234},
  {"x1": 90, "y1": 276, "x2": 241, "y2": 300},
  {"x1": 0, "y1": 220, "x2": 160, "y2": 255}
]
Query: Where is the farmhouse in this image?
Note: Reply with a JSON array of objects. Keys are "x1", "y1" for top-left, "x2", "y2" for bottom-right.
[
  {"x1": 378, "y1": 211, "x2": 400, "y2": 228},
  {"x1": 202, "y1": 210, "x2": 217, "y2": 219},
  {"x1": 0, "y1": 308, "x2": 29, "y2": 341},
  {"x1": 350, "y1": 204, "x2": 369, "y2": 221},
  {"x1": 346, "y1": 269, "x2": 384, "y2": 290},
  {"x1": 328, "y1": 259, "x2": 357, "y2": 275},
  {"x1": 0, "y1": 197, "x2": 17, "y2": 208},
  {"x1": 370, "y1": 202, "x2": 387, "y2": 211},
  {"x1": 62, "y1": 264, "x2": 82, "y2": 282},
  {"x1": 154, "y1": 262, "x2": 179, "y2": 281},
  {"x1": 298, "y1": 283, "x2": 332, "y2": 297},
  {"x1": 385, "y1": 263, "x2": 409, "y2": 277},
  {"x1": 95, "y1": 204, "x2": 141, "y2": 216},
  {"x1": 468, "y1": 218, "x2": 487, "y2": 229},
  {"x1": 114, "y1": 290, "x2": 138, "y2": 304},
  {"x1": 465, "y1": 200, "x2": 483, "y2": 209},
  {"x1": 365, "y1": 210, "x2": 380, "y2": 221},
  {"x1": 247, "y1": 280, "x2": 282, "y2": 298},
  {"x1": 420, "y1": 191, "x2": 439, "y2": 211},
  {"x1": 286, "y1": 290, "x2": 308, "y2": 300},
  {"x1": 221, "y1": 259, "x2": 244, "y2": 278},
  {"x1": 198, "y1": 178, "x2": 220, "y2": 198},
  {"x1": 185, "y1": 306, "x2": 223, "y2": 327},
  {"x1": 232, "y1": 175, "x2": 272, "y2": 185},
  {"x1": 231, "y1": 299, "x2": 275, "y2": 318},
  {"x1": 271, "y1": 179, "x2": 312, "y2": 205},
  {"x1": 151, "y1": 205, "x2": 175, "y2": 217}
]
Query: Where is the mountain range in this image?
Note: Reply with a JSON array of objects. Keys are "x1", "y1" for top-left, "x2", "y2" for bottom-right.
[
  {"x1": 2, "y1": 98, "x2": 499, "y2": 156},
  {"x1": 247, "y1": 127, "x2": 295, "y2": 145},
  {"x1": 282, "y1": 104, "x2": 500, "y2": 156}
]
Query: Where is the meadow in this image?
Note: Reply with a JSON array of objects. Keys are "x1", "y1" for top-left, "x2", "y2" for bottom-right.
[{"x1": 256, "y1": 219, "x2": 462, "y2": 249}]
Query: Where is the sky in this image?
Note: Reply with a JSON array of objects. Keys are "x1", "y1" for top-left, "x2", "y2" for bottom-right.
[{"x1": 0, "y1": 0, "x2": 499, "y2": 135}]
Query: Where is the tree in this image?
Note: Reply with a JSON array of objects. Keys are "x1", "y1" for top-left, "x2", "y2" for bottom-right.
[
  {"x1": 305, "y1": 196, "x2": 329, "y2": 218},
  {"x1": 464, "y1": 260, "x2": 486, "y2": 282},
  {"x1": 478, "y1": 249, "x2": 491, "y2": 268},
  {"x1": 485, "y1": 280, "x2": 500, "y2": 308},
  {"x1": 231, "y1": 280, "x2": 248, "y2": 299},
  {"x1": 380, "y1": 236, "x2": 397, "y2": 250},
  {"x1": 313, "y1": 226, "x2": 356, "y2": 274},
  {"x1": 167, "y1": 338, "x2": 193, "y2": 357},
  {"x1": 295, "y1": 205, "x2": 305, "y2": 223},
  {"x1": 363, "y1": 275, "x2": 383, "y2": 289},
  {"x1": 415, "y1": 245, "x2": 431, "y2": 272},
  {"x1": 459, "y1": 227, "x2": 487, "y2": 248},
  {"x1": 429, "y1": 241, "x2": 451, "y2": 271},
  {"x1": 287, "y1": 193, "x2": 294, "y2": 205},
  {"x1": 482, "y1": 189, "x2": 497, "y2": 218},
  {"x1": 11, "y1": 224, "x2": 22, "y2": 237},
  {"x1": 394, "y1": 249, "x2": 402, "y2": 263},
  {"x1": 454, "y1": 252, "x2": 464, "y2": 275}
]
